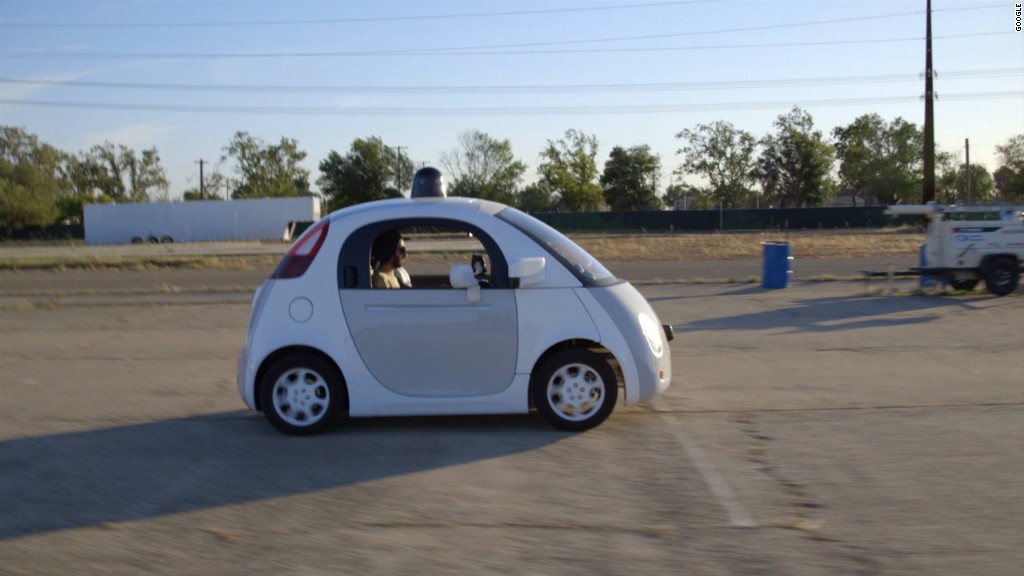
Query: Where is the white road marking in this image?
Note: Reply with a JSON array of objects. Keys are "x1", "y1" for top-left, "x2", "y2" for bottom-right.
[{"x1": 654, "y1": 399, "x2": 758, "y2": 528}]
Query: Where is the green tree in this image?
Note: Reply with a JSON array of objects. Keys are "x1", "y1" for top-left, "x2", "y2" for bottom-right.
[
  {"x1": 936, "y1": 150, "x2": 995, "y2": 204},
  {"x1": 85, "y1": 142, "x2": 169, "y2": 203},
  {"x1": 56, "y1": 153, "x2": 103, "y2": 222},
  {"x1": 661, "y1": 182, "x2": 702, "y2": 209},
  {"x1": 993, "y1": 134, "x2": 1024, "y2": 202},
  {"x1": 755, "y1": 107, "x2": 835, "y2": 207},
  {"x1": 183, "y1": 170, "x2": 229, "y2": 201},
  {"x1": 675, "y1": 121, "x2": 757, "y2": 208},
  {"x1": 832, "y1": 114, "x2": 922, "y2": 205},
  {"x1": 600, "y1": 145, "x2": 662, "y2": 211},
  {"x1": 222, "y1": 131, "x2": 310, "y2": 199},
  {"x1": 517, "y1": 182, "x2": 557, "y2": 212},
  {"x1": 958, "y1": 164, "x2": 995, "y2": 204},
  {"x1": 317, "y1": 136, "x2": 405, "y2": 210},
  {"x1": 0, "y1": 126, "x2": 64, "y2": 234},
  {"x1": 440, "y1": 130, "x2": 527, "y2": 204},
  {"x1": 537, "y1": 129, "x2": 603, "y2": 212}
]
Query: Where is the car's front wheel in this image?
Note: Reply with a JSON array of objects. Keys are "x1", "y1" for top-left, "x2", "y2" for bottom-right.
[
  {"x1": 532, "y1": 348, "x2": 618, "y2": 431},
  {"x1": 259, "y1": 353, "x2": 345, "y2": 435}
]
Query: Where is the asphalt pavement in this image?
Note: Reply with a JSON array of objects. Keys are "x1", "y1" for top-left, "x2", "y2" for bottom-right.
[{"x1": 0, "y1": 268, "x2": 1021, "y2": 575}]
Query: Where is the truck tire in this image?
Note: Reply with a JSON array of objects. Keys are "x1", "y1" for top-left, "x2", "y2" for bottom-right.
[{"x1": 983, "y1": 257, "x2": 1019, "y2": 297}]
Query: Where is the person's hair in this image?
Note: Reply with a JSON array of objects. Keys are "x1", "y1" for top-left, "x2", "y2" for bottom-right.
[{"x1": 371, "y1": 228, "x2": 403, "y2": 267}]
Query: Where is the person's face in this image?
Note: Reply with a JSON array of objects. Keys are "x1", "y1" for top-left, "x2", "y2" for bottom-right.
[{"x1": 392, "y1": 240, "x2": 406, "y2": 267}]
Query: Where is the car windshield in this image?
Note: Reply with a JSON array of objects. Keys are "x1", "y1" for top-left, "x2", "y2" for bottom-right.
[{"x1": 497, "y1": 208, "x2": 618, "y2": 287}]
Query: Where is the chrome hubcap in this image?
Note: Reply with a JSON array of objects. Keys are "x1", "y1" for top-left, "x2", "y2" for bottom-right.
[
  {"x1": 272, "y1": 368, "x2": 330, "y2": 427},
  {"x1": 546, "y1": 362, "x2": 605, "y2": 422}
]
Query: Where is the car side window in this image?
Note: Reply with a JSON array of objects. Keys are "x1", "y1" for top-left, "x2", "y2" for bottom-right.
[{"x1": 338, "y1": 218, "x2": 509, "y2": 290}]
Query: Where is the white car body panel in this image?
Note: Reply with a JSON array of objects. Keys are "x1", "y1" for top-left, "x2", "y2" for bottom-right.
[
  {"x1": 572, "y1": 287, "x2": 642, "y2": 404},
  {"x1": 512, "y1": 288, "x2": 601, "y2": 375},
  {"x1": 341, "y1": 288, "x2": 518, "y2": 398}
]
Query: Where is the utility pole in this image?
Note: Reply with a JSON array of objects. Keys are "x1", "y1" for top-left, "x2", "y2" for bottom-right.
[
  {"x1": 965, "y1": 138, "x2": 971, "y2": 204},
  {"x1": 195, "y1": 159, "x2": 206, "y2": 200},
  {"x1": 922, "y1": 0, "x2": 936, "y2": 204},
  {"x1": 394, "y1": 146, "x2": 407, "y2": 192}
]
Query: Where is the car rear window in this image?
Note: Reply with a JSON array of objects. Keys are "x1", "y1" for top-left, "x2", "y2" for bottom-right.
[{"x1": 497, "y1": 208, "x2": 618, "y2": 287}]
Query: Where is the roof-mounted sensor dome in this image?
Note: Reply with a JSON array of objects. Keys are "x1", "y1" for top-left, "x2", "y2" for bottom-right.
[{"x1": 411, "y1": 167, "x2": 447, "y2": 198}]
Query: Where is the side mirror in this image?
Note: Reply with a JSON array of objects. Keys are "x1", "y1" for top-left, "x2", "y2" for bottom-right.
[
  {"x1": 449, "y1": 264, "x2": 481, "y2": 303},
  {"x1": 509, "y1": 257, "x2": 545, "y2": 287}
]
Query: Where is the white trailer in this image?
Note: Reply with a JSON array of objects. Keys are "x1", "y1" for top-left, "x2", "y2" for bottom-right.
[
  {"x1": 84, "y1": 197, "x2": 321, "y2": 245},
  {"x1": 885, "y1": 203, "x2": 1024, "y2": 296}
]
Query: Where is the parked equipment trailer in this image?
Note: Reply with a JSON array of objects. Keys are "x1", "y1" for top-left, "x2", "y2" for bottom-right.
[
  {"x1": 84, "y1": 197, "x2": 320, "y2": 245},
  {"x1": 885, "y1": 203, "x2": 1024, "y2": 296}
]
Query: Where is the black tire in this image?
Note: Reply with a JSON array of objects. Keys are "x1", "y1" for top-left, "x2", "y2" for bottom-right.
[
  {"x1": 259, "y1": 353, "x2": 346, "y2": 435},
  {"x1": 983, "y1": 257, "x2": 1020, "y2": 297},
  {"x1": 950, "y1": 279, "x2": 979, "y2": 292},
  {"x1": 531, "y1": 348, "x2": 618, "y2": 432}
]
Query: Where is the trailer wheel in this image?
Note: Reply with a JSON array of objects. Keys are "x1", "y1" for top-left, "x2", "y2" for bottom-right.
[
  {"x1": 983, "y1": 257, "x2": 1019, "y2": 297},
  {"x1": 950, "y1": 279, "x2": 978, "y2": 292}
]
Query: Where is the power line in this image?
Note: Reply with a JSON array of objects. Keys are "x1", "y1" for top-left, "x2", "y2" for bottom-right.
[
  {"x1": 1, "y1": 32, "x2": 1011, "y2": 60},
  {"x1": 2, "y1": 68, "x2": 1019, "y2": 95},
  {"x1": 3, "y1": 91, "x2": 1019, "y2": 117},
  {"x1": 0, "y1": 0, "x2": 720, "y2": 28},
  {"x1": 0, "y1": 2, "x2": 999, "y2": 29}
]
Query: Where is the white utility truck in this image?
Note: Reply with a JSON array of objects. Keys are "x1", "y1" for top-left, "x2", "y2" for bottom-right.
[
  {"x1": 84, "y1": 197, "x2": 320, "y2": 245},
  {"x1": 885, "y1": 204, "x2": 1024, "y2": 296}
]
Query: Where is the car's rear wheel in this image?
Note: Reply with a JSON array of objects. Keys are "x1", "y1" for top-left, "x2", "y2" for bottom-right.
[
  {"x1": 532, "y1": 348, "x2": 618, "y2": 431},
  {"x1": 983, "y1": 257, "x2": 1019, "y2": 297},
  {"x1": 259, "y1": 353, "x2": 345, "y2": 435}
]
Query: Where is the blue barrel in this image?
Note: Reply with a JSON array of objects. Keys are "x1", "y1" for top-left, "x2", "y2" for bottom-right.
[{"x1": 762, "y1": 242, "x2": 792, "y2": 289}]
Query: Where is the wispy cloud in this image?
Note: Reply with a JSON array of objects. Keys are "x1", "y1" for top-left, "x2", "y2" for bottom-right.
[
  {"x1": 0, "y1": 60, "x2": 175, "y2": 100},
  {"x1": 0, "y1": 70, "x2": 93, "y2": 100},
  {"x1": 81, "y1": 122, "x2": 178, "y2": 150}
]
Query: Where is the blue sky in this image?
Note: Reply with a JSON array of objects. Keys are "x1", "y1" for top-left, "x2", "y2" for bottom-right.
[{"x1": 1, "y1": 0, "x2": 1021, "y2": 200}]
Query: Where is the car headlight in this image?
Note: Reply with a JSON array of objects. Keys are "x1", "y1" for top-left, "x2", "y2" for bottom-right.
[{"x1": 637, "y1": 312, "x2": 664, "y2": 358}]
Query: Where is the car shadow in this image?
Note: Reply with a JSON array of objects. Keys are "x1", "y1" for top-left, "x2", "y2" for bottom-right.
[
  {"x1": 0, "y1": 411, "x2": 562, "y2": 540},
  {"x1": 673, "y1": 292, "x2": 997, "y2": 334}
]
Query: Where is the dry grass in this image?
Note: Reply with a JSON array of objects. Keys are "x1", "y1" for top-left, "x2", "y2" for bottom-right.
[
  {"x1": 0, "y1": 229, "x2": 927, "y2": 272},
  {"x1": 574, "y1": 229, "x2": 925, "y2": 261},
  {"x1": 0, "y1": 254, "x2": 281, "y2": 272}
]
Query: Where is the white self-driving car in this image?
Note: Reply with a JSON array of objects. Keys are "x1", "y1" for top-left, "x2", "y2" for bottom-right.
[{"x1": 237, "y1": 194, "x2": 673, "y2": 434}]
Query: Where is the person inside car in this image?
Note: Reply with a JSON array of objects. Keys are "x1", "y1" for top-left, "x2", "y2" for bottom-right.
[{"x1": 371, "y1": 228, "x2": 409, "y2": 289}]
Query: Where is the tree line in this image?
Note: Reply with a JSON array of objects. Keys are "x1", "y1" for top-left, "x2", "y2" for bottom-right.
[{"x1": 2, "y1": 107, "x2": 1023, "y2": 235}]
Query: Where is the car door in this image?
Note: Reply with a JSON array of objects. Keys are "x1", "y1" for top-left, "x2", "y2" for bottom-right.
[{"x1": 338, "y1": 219, "x2": 518, "y2": 398}]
